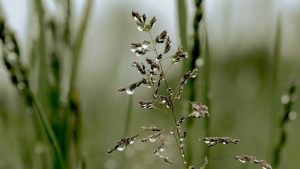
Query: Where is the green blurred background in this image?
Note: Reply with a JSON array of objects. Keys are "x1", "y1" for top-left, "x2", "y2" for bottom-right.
[{"x1": 0, "y1": 0, "x2": 299, "y2": 169}]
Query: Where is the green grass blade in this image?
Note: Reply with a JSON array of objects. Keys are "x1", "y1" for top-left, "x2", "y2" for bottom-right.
[
  {"x1": 268, "y1": 14, "x2": 282, "y2": 165},
  {"x1": 177, "y1": 0, "x2": 187, "y2": 51},
  {"x1": 71, "y1": 0, "x2": 93, "y2": 86},
  {"x1": 185, "y1": 0, "x2": 202, "y2": 165}
]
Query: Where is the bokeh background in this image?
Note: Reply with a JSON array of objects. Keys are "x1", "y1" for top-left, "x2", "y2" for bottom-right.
[{"x1": 0, "y1": 0, "x2": 299, "y2": 169}]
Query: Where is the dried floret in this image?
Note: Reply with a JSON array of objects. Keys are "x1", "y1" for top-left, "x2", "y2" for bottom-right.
[
  {"x1": 149, "y1": 16, "x2": 156, "y2": 28},
  {"x1": 234, "y1": 155, "x2": 272, "y2": 169},
  {"x1": 188, "y1": 102, "x2": 209, "y2": 118},
  {"x1": 201, "y1": 137, "x2": 240, "y2": 147},
  {"x1": 172, "y1": 46, "x2": 188, "y2": 63},
  {"x1": 146, "y1": 58, "x2": 160, "y2": 71},
  {"x1": 139, "y1": 100, "x2": 154, "y2": 109},
  {"x1": 155, "y1": 30, "x2": 167, "y2": 43},
  {"x1": 164, "y1": 36, "x2": 171, "y2": 54},
  {"x1": 107, "y1": 135, "x2": 138, "y2": 154},
  {"x1": 177, "y1": 116, "x2": 185, "y2": 127},
  {"x1": 141, "y1": 131, "x2": 163, "y2": 142},
  {"x1": 132, "y1": 61, "x2": 146, "y2": 74}
]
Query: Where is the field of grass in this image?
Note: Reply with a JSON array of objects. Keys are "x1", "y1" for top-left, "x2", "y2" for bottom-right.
[{"x1": 0, "y1": 1, "x2": 299, "y2": 169}]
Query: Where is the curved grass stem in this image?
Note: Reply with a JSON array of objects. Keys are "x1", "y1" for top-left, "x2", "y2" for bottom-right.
[{"x1": 30, "y1": 91, "x2": 65, "y2": 169}]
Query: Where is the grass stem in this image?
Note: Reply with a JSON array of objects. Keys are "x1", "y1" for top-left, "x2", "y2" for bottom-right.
[
  {"x1": 268, "y1": 14, "x2": 282, "y2": 164},
  {"x1": 186, "y1": 0, "x2": 203, "y2": 165}
]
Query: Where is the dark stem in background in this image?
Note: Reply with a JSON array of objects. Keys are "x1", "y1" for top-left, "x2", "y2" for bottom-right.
[
  {"x1": 176, "y1": 0, "x2": 188, "y2": 51},
  {"x1": 69, "y1": 0, "x2": 93, "y2": 167},
  {"x1": 35, "y1": 0, "x2": 50, "y2": 111},
  {"x1": 31, "y1": 93, "x2": 66, "y2": 169},
  {"x1": 273, "y1": 81, "x2": 296, "y2": 169},
  {"x1": 268, "y1": 14, "x2": 281, "y2": 164},
  {"x1": 185, "y1": 0, "x2": 203, "y2": 165}
]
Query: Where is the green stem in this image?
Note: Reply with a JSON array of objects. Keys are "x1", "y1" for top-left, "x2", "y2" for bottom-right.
[
  {"x1": 30, "y1": 91, "x2": 65, "y2": 169},
  {"x1": 123, "y1": 95, "x2": 133, "y2": 137},
  {"x1": 69, "y1": 0, "x2": 93, "y2": 166},
  {"x1": 176, "y1": 0, "x2": 188, "y2": 51},
  {"x1": 202, "y1": 26, "x2": 211, "y2": 159},
  {"x1": 186, "y1": 0, "x2": 203, "y2": 165},
  {"x1": 35, "y1": 0, "x2": 50, "y2": 109},
  {"x1": 273, "y1": 81, "x2": 296, "y2": 169},
  {"x1": 268, "y1": 14, "x2": 282, "y2": 164}
]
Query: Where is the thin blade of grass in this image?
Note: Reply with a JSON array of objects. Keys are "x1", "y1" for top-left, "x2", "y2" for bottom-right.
[{"x1": 268, "y1": 14, "x2": 282, "y2": 164}]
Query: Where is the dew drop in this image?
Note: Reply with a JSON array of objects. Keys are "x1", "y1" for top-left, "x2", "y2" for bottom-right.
[
  {"x1": 181, "y1": 154, "x2": 185, "y2": 158},
  {"x1": 147, "y1": 85, "x2": 152, "y2": 89},
  {"x1": 126, "y1": 89, "x2": 134, "y2": 95},
  {"x1": 196, "y1": 58, "x2": 204, "y2": 67},
  {"x1": 117, "y1": 145, "x2": 126, "y2": 151},
  {"x1": 135, "y1": 52, "x2": 142, "y2": 57},
  {"x1": 131, "y1": 48, "x2": 137, "y2": 52},
  {"x1": 184, "y1": 161, "x2": 186, "y2": 164},
  {"x1": 129, "y1": 139, "x2": 136, "y2": 144},
  {"x1": 238, "y1": 159, "x2": 246, "y2": 163},
  {"x1": 159, "y1": 147, "x2": 165, "y2": 152},
  {"x1": 223, "y1": 142, "x2": 227, "y2": 145},
  {"x1": 149, "y1": 138, "x2": 156, "y2": 142},
  {"x1": 204, "y1": 140, "x2": 210, "y2": 144},
  {"x1": 289, "y1": 111, "x2": 297, "y2": 120},
  {"x1": 142, "y1": 44, "x2": 149, "y2": 49},
  {"x1": 133, "y1": 16, "x2": 138, "y2": 21},
  {"x1": 17, "y1": 82, "x2": 26, "y2": 90},
  {"x1": 180, "y1": 138, "x2": 184, "y2": 142},
  {"x1": 8, "y1": 53, "x2": 17, "y2": 61},
  {"x1": 281, "y1": 95, "x2": 290, "y2": 104},
  {"x1": 137, "y1": 26, "x2": 143, "y2": 31},
  {"x1": 170, "y1": 131, "x2": 174, "y2": 134}
]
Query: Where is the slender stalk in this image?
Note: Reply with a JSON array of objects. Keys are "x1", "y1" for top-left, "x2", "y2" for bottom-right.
[
  {"x1": 273, "y1": 81, "x2": 296, "y2": 169},
  {"x1": 71, "y1": 0, "x2": 93, "y2": 87},
  {"x1": 202, "y1": 25, "x2": 211, "y2": 159},
  {"x1": 35, "y1": 0, "x2": 50, "y2": 109},
  {"x1": 176, "y1": 0, "x2": 188, "y2": 51},
  {"x1": 186, "y1": 0, "x2": 203, "y2": 165},
  {"x1": 123, "y1": 95, "x2": 133, "y2": 137},
  {"x1": 30, "y1": 91, "x2": 66, "y2": 169},
  {"x1": 69, "y1": 0, "x2": 93, "y2": 166},
  {"x1": 268, "y1": 14, "x2": 282, "y2": 163},
  {"x1": 149, "y1": 32, "x2": 188, "y2": 168}
]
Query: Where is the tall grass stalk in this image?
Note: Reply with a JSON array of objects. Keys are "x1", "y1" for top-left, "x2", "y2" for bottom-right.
[
  {"x1": 0, "y1": 19, "x2": 65, "y2": 169},
  {"x1": 69, "y1": 0, "x2": 93, "y2": 166},
  {"x1": 34, "y1": 0, "x2": 50, "y2": 110},
  {"x1": 268, "y1": 14, "x2": 281, "y2": 163},
  {"x1": 31, "y1": 92, "x2": 66, "y2": 169},
  {"x1": 123, "y1": 95, "x2": 133, "y2": 137},
  {"x1": 201, "y1": 24, "x2": 211, "y2": 160},
  {"x1": 176, "y1": 0, "x2": 187, "y2": 51},
  {"x1": 273, "y1": 81, "x2": 296, "y2": 169},
  {"x1": 185, "y1": 0, "x2": 203, "y2": 165}
]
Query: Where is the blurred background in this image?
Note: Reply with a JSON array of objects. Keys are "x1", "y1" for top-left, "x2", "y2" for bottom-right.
[{"x1": 0, "y1": 0, "x2": 299, "y2": 169}]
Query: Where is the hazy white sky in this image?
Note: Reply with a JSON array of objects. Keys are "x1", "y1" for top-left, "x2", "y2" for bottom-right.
[{"x1": 0, "y1": 0, "x2": 299, "y2": 85}]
